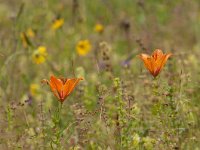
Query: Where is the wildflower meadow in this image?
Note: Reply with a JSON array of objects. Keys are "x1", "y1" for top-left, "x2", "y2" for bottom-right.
[{"x1": 0, "y1": 0, "x2": 200, "y2": 149}]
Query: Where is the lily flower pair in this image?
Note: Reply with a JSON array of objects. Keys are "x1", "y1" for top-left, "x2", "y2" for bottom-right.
[{"x1": 44, "y1": 49, "x2": 171, "y2": 103}]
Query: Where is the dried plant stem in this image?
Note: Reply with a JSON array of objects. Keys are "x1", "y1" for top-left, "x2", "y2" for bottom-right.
[
  {"x1": 40, "y1": 100, "x2": 46, "y2": 148},
  {"x1": 23, "y1": 109, "x2": 30, "y2": 128}
]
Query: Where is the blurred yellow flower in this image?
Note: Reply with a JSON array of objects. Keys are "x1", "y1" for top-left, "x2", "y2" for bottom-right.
[
  {"x1": 131, "y1": 104, "x2": 140, "y2": 115},
  {"x1": 51, "y1": 18, "x2": 64, "y2": 30},
  {"x1": 94, "y1": 23, "x2": 104, "y2": 33},
  {"x1": 30, "y1": 83, "x2": 40, "y2": 96},
  {"x1": 76, "y1": 40, "x2": 92, "y2": 56},
  {"x1": 132, "y1": 133, "x2": 140, "y2": 148},
  {"x1": 32, "y1": 46, "x2": 48, "y2": 64},
  {"x1": 26, "y1": 128, "x2": 35, "y2": 136},
  {"x1": 26, "y1": 28, "x2": 35, "y2": 38},
  {"x1": 143, "y1": 137, "x2": 156, "y2": 150},
  {"x1": 20, "y1": 28, "x2": 35, "y2": 48},
  {"x1": 20, "y1": 32, "x2": 29, "y2": 48}
]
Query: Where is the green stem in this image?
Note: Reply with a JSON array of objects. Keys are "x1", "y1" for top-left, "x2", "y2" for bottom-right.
[
  {"x1": 57, "y1": 102, "x2": 63, "y2": 147},
  {"x1": 153, "y1": 77, "x2": 159, "y2": 96},
  {"x1": 58, "y1": 102, "x2": 63, "y2": 126},
  {"x1": 52, "y1": 101, "x2": 63, "y2": 149}
]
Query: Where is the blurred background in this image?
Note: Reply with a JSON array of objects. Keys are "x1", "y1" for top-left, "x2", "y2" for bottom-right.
[{"x1": 0, "y1": 0, "x2": 200, "y2": 149}]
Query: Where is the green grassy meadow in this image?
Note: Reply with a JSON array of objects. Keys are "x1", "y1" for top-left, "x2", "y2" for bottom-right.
[{"x1": 0, "y1": 0, "x2": 200, "y2": 149}]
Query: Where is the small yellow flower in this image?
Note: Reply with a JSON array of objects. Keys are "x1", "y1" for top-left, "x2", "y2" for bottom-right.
[
  {"x1": 32, "y1": 46, "x2": 48, "y2": 64},
  {"x1": 94, "y1": 23, "x2": 104, "y2": 33},
  {"x1": 20, "y1": 28, "x2": 35, "y2": 48},
  {"x1": 30, "y1": 83, "x2": 40, "y2": 96},
  {"x1": 131, "y1": 103, "x2": 140, "y2": 115},
  {"x1": 51, "y1": 18, "x2": 64, "y2": 30},
  {"x1": 76, "y1": 40, "x2": 92, "y2": 56},
  {"x1": 132, "y1": 133, "x2": 140, "y2": 148},
  {"x1": 26, "y1": 28, "x2": 35, "y2": 38},
  {"x1": 20, "y1": 32, "x2": 29, "y2": 48},
  {"x1": 143, "y1": 137, "x2": 156, "y2": 150},
  {"x1": 26, "y1": 128, "x2": 35, "y2": 136}
]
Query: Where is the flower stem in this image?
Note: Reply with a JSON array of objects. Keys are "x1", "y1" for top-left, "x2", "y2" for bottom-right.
[
  {"x1": 153, "y1": 77, "x2": 159, "y2": 96},
  {"x1": 52, "y1": 101, "x2": 63, "y2": 149}
]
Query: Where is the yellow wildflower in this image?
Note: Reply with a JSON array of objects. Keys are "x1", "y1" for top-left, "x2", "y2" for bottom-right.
[
  {"x1": 76, "y1": 40, "x2": 92, "y2": 56},
  {"x1": 20, "y1": 28, "x2": 35, "y2": 48},
  {"x1": 143, "y1": 137, "x2": 156, "y2": 150},
  {"x1": 132, "y1": 133, "x2": 140, "y2": 148},
  {"x1": 32, "y1": 46, "x2": 48, "y2": 64},
  {"x1": 26, "y1": 28, "x2": 35, "y2": 38},
  {"x1": 26, "y1": 128, "x2": 35, "y2": 136},
  {"x1": 51, "y1": 18, "x2": 64, "y2": 30},
  {"x1": 30, "y1": 83, "x2": 40, "y2": 96},
  {"x1": 131, "y1": 103, "x2": 140, "y2": 115},
  {"x1": 94, "y1": 23, "x2": 104, "y2": 33},
  {"x1": 20, "y1": 32, "x2": 29, "y2": 48}
]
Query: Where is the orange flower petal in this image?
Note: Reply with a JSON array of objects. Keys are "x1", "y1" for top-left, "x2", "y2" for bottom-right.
[
  {"x1": 49, "y1": 75, "x2": 63, "y2": 99},
  {"x1": 153, "y1": 52, "x2": 172, "y2": 77},
  {"x1": 152, "y1": 49, "x2": 163, "y2": 61},
  {"x1": 159, "y1": 53, "x2": 172, "y2": 70},
  {"x1": 63, "y1": 77, "x2": 83, "y2": 98},
  {"x1": 139, "y1": 54, "x2": 155, "y2": 75}
]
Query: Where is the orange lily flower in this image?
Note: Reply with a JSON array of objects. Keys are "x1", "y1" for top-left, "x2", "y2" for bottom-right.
[
  {"x1": 139, "y1": 49, "x2": 172, "y2": 77},
  {"x1": 42, "y1": 75, "x2": 83, "y2": 103}
]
